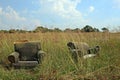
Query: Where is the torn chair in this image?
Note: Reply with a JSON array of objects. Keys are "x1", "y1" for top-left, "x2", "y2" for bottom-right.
[
  {"x1": 67, "y1": 42, "x2": 100, "y2": 62},
  {"x1": 8, "y1": 41, "x2": 45, "y2": 68}
]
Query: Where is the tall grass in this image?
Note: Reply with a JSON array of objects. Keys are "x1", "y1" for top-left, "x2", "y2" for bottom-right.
[{"x1": 0, "y1": 32, "x2": 120, "y2": 79}]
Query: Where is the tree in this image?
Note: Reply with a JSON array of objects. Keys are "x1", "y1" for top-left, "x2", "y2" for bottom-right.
[
  {"x1": 0, "y1": 30, "x2": 8, "y2": 33},
  {"x1": 102, "y1": 27, "x2": 109, "y2": 32},
  {"x1": 94, "y1": 28, "x2": 99, "y2": 32},
  {"x1": 33, "y1": 26, "x2": 49, "y2": 33},
  {"x1": 81, "y1": 25, "x2": 99, "y2": 32},
  {"x1": 81, "y1": 25, "x2": 94, "y2": 32},
  {"x1": 73, "y1": 28, "x2": 81, "y2": 32},
  {"x1": 53, "y1": 28, "x2": 62, "y2": 32},
  {"x1": 9, "y1": 29, "x2": 16, "y2": 33},
  {"x1": 64, "y1": 28, "x2": 72, "y2": 32}
]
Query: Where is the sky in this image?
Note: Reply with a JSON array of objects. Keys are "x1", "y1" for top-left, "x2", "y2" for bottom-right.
[{"x1": 0, "y1": 0, "x2": 120, "y2": 30}]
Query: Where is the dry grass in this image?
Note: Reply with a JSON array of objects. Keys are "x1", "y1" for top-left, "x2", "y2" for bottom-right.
[{"x1": 0, "y1": 32, "x2": 120, "y2": 80}]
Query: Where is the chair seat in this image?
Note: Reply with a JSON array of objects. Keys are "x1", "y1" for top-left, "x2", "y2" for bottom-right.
[
  {"x1": 83, "y1": 54, "x2": 96, "y2": 59},
  {"x1": 13, "y1": 61, "x2": 38, "y2": 68}
]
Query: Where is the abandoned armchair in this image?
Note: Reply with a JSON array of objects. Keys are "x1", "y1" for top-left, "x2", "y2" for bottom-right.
[
  {"x1": 67, "y1": 42, "x2": 100, "y2": 63},
  {"x1": 8, "y1": 41, "x2": 46, "y2": 68}
]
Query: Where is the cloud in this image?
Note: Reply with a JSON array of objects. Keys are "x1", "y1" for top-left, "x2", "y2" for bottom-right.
[
  {"x1": 40, "y1": 0, "x2": 82, "y2": 19},
  {"x1": 0, "y1": 7, "x2": 2, "y2": 14},
  {"x1": 113, "y1": 0, "x2": 120, "y2": 8},
  {"x1": 0, "y1": 6, "x2": 40, "y2": 30},
  {"x1": 89, "y1": 6, "x2": 95, "y2": 12},
  {"x1": 0, "y1": 0, "x2": 89, "y2": 30},
  {"x1": 1, "y1": 6, "x2": 26, "y2": 22},
  {"x1": 39, "y1": 0, "x2": 87, "y2": 27}
]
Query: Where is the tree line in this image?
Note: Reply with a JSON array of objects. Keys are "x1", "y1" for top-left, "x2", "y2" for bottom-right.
[{"x1": 0, "y1": 25, "x2": 109, "y2": 33}]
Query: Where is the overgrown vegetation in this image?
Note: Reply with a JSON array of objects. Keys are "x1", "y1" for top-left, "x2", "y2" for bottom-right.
[
  {"x1": 0, "y1": 31, "x2": 120, "y2": 79},
  {"x1": 0, "y1": 25, "x2": 109, "y2": 33}
]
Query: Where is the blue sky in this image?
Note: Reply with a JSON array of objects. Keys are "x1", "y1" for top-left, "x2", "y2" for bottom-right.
[{"x1": 0, "y1": 0, "x2": 120, "y2": 30}]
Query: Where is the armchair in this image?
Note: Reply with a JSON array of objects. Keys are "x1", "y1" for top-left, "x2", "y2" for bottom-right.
[
  {"x1": 67, "y1": 42, "x2": 100, "y2": 62},
  {"x1": 8, "y1": 41, "x2": 45, "y2": 68}
]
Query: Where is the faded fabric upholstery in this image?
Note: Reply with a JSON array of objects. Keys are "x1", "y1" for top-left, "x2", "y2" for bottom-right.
[
  {"x1": 8, "y1": 41, "x2": 46, "y2": 68},
  {"x1": 14, "y1": 42, "x2": 41, "y2": 61}
]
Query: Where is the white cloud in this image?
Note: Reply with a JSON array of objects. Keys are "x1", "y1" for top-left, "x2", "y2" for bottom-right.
[
  {"x1": 37, "y1": 0, "x2": 90, "y2": 29},
  {"x1": 89, "y1": 6, "x2": 95, "y2": 12},
  {"x1": 0, "y1": 6, "x2": 40, "y2": 30},
  {"x1": 0, "y1": 7, "x2": 2, "y2": 14},
  {"x1": 0, "y1": 0, "x2": 89, "y2": 30},
  {"x1": 113, "y1": 0, "x2": 120, "y2": 8},
  {"x1": 39, "y1": 0, "x2": 87, "y2": 25},
  {"x1": 3, "y1": 6, "x2": 26, "y2": 21}
]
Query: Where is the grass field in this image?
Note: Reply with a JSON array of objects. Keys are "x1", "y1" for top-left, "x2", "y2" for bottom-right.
[{"x1": 0, "y1": 32, "x2": 120, "y2": 80}]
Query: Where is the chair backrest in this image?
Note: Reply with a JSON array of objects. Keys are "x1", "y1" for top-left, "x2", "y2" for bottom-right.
[
  {"x1": 67, "y1": 42, "x2": 90, "y2": 53},
  {"x1": 14, "y1": 41, "x2": 41, "y2": 61}
]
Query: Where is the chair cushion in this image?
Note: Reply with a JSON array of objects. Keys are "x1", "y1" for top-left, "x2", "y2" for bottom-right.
[
  {"x1": 83, "y1": 54, "x2": 96, "y2": 59},
  {"x1": 13, "y1": 61, "x2": 38, "y2": 68}
]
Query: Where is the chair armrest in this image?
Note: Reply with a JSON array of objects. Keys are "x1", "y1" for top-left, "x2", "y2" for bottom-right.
[
  {"x1": 8, "y1": 52, "x2": 19, "y2": 63},
  {"x1": 37, "y1": 50, "x2": 46, "y2": 63}
]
